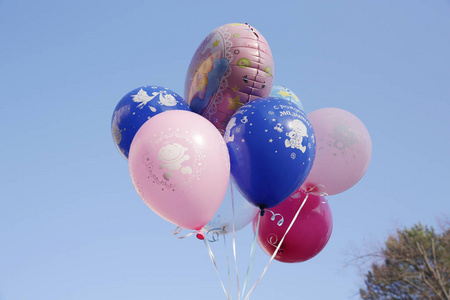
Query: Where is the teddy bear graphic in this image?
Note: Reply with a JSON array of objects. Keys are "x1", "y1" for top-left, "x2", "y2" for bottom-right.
[
  {"x1": 285, "y1": 119, "x2": 308, "y2": 153},
  {"x1": 158, "y1": 143, "x2": 192, "y2": 181}
]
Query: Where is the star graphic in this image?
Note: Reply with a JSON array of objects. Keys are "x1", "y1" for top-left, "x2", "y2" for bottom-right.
[
  {"x1": 232, "y1": 86, "x2": 239, "y2": 92},
  {"x1": 277, "y1": 90, "x2": 291, "y2": 98},
  {"x1": 269, "y1": 139, "x2": 273, "y2": 143},
  {"x1": 212, "y1": 40, "x2": 220, "y2": 47},
  {"x1": 227, "y1": 95, "x2": 244, "y2": 111}
]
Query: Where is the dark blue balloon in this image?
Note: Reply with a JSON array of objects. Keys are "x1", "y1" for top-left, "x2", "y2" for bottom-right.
[
  {"x1": 111, "y1": 86, "x2": 190, "y2": 159},
  {"x1": 224, "y1": 97, "x2": 316, "y2": 209}
]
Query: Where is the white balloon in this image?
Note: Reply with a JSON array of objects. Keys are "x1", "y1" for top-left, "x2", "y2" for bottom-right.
[{"x1": 204, "y1": 180, "x2": 259, "y2": 235}]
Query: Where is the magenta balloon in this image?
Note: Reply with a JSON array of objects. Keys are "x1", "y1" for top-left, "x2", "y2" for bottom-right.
[
  {"x1": 128, "y1": 110, "x2": 230, "y2": 230},
  {"x1": 255, "y1": 189, "x2": 333, "y2": 263},
  {"x1": 185, "y1": 23, "x2": 274, "y2": 134},
  {"x1": 301, "y1": 108, "x2": 372, "y2": 196}
]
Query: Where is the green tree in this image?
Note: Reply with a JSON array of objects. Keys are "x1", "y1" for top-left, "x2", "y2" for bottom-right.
[{"x1": 358, "y1": 222, "x2": 449, "y2": 300}]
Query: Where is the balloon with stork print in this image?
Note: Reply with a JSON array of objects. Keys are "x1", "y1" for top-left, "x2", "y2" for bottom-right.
[{"x1": 111, "y1": 86, "x2": 190, "y2": 160}]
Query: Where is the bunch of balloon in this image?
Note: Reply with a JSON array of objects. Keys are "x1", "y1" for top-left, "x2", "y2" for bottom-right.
[
  {"x1": 108, "y1": 21, "x2": 374, "y2": 300},
  {"x1": 185, "y1": 23, "x2": 275, "y2": 135},
  {"x1": 111, "y1": 86, "x2": 190, "y2": 159},
  {"x1": 301, "y1": 108, "x2": 372, "y2": 196}
]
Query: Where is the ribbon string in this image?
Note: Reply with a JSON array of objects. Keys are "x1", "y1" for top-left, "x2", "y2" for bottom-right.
[
  {"x1": 172, "y1": 226, "x2": 229, "y2": 298},
  {"x1": 171, "y1": 226, "x2": 197, "y2": 239},
  {"x1": 204, "y1": 238, "x2": 231, "y2": 300},
  {"x1": 241, "y1": 212, "x2": 261, "y2": 299},
  {"x1": 264, "y1": 209, "x2": 284, "y2": 226},
  {"x1": 206, "y1": 228, "x2": 224, "y2": 242},
  {"x1": 243, "y1": 193, "x2": 310, "y2": 300},
  {"x1": 173, "y1": 184, "x2": 320, "y2": 299},
  {"x1": 230, "y1": 181, "x2": 241, "y2": 300},
  {"x1": 223, "y1": 234, "x2": 232, "y2": 298}
]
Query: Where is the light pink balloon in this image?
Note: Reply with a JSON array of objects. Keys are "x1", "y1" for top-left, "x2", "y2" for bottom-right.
[
  {"x1": 301, "y1": 108, "x2": 372, "y2": 196},
  {"x1": 128, "y1": 110, "x2": 230, "y2": 230}
]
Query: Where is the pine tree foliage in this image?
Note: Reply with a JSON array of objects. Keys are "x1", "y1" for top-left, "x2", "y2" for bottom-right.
[{"x1": 359, "y1": 223, "x2": 449, "y2": 300}]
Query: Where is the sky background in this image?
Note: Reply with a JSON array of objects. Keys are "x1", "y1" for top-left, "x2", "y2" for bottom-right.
[{"x1": 1, "y1": 1, "x2": 449, "y2": 299}]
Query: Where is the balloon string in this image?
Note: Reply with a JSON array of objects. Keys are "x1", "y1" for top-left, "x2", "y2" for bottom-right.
[
  {"x1": 206, "y1": 228, "x2": 222, "y2": 242},
  {"x1": 223, "y1": 234, "x2": 232, "y2": 298},
  {"x1": 244, "y1": 193, "x2": 310, "y2": 300},
  {"x1": 171, "y1": 226, "x2": 197, "y2": 239},
  {"x1": 230, "y1": 181, "x2": 241, "y2": 300},
  {"x1": 203, "y1": 238, "x2": 231, "y2": 300},
  {"x1": 241, "y1": 212, "x2": 261, "y2": 299}
]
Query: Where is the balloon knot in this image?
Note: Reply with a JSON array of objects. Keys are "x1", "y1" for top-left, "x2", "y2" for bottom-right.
[
  {"x1": 260, "y1": 209, "x2": 266, "y2": 217},
  {"x1": 196, "y1": 231, "x2": 205, "y2": 240}
]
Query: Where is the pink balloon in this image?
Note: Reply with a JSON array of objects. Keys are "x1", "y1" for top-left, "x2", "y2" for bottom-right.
[
  {"x1": 128, "y1": 110, "x2": 230, "y2": 230},
  {"x1": 185, "y1": 23, "x2": 274, "y2": 134},
  {"x1": 301, "y1": 108, "x2": 372, "y2": 196},
  {"x1": 255, "y1": 189, "x2": 333, "y2": 263}
]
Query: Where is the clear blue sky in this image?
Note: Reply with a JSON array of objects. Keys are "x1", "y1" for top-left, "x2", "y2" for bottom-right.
[{"x1": 1, "y1": 1, "x2": 449, "y2": 299}]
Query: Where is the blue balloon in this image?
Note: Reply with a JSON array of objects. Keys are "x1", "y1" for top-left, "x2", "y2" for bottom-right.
[
  {"x1": 270, "y1": 85, "x2": 304, "y2": 111},
  {"x1": 111, "y1": 86, "x2": 190, "y2": 159},
  {"x1": 224, "y1": 97, "x2": 315, "y2": 209}
]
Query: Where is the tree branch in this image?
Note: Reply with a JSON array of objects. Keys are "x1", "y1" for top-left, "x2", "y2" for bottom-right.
[
  {"x1": 416, "y1": 241, "x2": 446, "y2": 300},
  {"x1": 430, "y1": 239, "x2": 450, "y2": 299}
]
